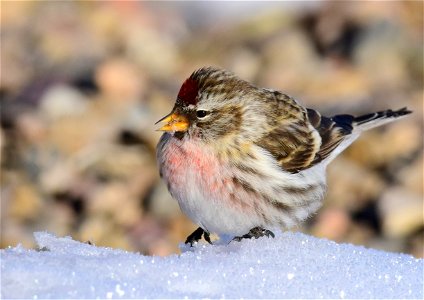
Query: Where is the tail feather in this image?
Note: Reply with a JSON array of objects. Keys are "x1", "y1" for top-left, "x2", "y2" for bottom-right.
[
  {"x1": 352, "y1": 107, "x2": 412, "y2": 131},
  {"x1": 307, "y1": 107, "x2": 412, "y2": 167}
]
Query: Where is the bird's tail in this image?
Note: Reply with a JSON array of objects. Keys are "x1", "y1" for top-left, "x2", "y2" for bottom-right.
[
  {"x1": 306, "y1": 107, "x2": 412, "y2": 167},
  {"x1": 352, "y1": 107, "x2": 412, "y2": 132}
]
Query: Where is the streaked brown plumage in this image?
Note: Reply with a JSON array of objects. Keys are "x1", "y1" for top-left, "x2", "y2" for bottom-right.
[{"x1": 156, "y1": 67, "x2": 412, "y2": 245}]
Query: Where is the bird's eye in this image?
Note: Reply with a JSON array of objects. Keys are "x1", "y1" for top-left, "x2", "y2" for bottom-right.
[{"x1": 196, "y1": 110, "x2": 209, "y2": 119}]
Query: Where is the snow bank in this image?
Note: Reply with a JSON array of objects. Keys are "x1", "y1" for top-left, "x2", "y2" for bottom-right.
[{"x1": 1, "y1": 231, "x2": 422, "y2": 299}]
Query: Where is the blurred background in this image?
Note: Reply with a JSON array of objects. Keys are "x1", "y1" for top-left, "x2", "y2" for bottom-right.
[{"x1": 1, "y1": 1, "x2": 422, "y2": 257}]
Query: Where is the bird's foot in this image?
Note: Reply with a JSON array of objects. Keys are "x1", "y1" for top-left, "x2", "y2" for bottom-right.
[
  {"x1": 232, "y1": 227, "x2": 275, "y2": 242},
  {"x1": 185, "y1": 227, "x2": 212, "y2": 246}
]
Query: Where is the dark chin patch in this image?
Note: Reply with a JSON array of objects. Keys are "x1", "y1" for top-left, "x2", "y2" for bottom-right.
[
  {"x1": 173, "y1": 131, "x2": 185, "y2": 140},
  {"x1": 178, "y1": 78, "x2": 198, "y2": 106}
]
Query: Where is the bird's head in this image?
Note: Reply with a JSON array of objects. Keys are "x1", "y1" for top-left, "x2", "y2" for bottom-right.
[{"x1": 156, "y1": 67, "x2": 254, "y2": 142}]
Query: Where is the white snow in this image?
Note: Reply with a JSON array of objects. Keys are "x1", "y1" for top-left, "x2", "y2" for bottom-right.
[{"x1": 1, "y1": 231, "x2": 423, "y2": 299}]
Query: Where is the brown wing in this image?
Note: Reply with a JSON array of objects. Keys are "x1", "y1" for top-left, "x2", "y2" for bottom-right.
[
  {"x1": 255, "y1": 91, "x2": 354, "y2": 173},
  {"x1": 256, "y1": 92, "x2": 321, "y2": 173}
]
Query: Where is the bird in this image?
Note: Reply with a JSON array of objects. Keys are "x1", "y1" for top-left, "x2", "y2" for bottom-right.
[{"x1": 156, "y1": 67, "x2": 412, "y2": 245}]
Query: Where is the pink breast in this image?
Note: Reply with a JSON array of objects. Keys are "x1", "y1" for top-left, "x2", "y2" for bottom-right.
[
  {"x1": 163, "y1": 139, "x2": 223, "y2": 193},
  {"x1": 161, "y1": 137, "x2": 256, "y2": 214}
]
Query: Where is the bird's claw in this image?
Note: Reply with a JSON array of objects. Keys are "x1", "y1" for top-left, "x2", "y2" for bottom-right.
[
  {"x1": 185, "y1": 227, "x2": 212, "y2": 246},
  {"x1": 232, "y1": 227, "x2": 275, "y2": 242}
]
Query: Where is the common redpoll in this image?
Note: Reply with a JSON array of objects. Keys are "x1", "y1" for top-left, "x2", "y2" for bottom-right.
[{"x1": 156, "y1": 67, "x2": 411, "y2": 245}]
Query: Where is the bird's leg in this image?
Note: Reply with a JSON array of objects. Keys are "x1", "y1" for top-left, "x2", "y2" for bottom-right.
[
  {"x1": 185, "y1": 227, "x2": 213, "y2": 246},
  {"x1": 185, "y1": 227, "x2": 203, "y2": 245},
  {"x1": 232, "y1": 227, "x2": 275, "y2": 242},
  {"x1": 203, "y1": 230, "x2": 212, "y2": 244}
]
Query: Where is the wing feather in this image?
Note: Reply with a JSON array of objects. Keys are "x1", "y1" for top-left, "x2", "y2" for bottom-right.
[
  {"x1": 255, "y1": 91, "x2": 354, "y2": 173},
  {"x1": 256, "y1": 92, "x2": 322, "y2": 173}
]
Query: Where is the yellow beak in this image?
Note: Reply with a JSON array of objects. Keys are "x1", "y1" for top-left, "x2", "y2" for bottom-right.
[{"x1": 156, "y1": 112, "x2": 189, "y2": 132}]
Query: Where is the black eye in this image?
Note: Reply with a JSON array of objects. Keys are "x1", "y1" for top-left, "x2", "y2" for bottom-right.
[{"x1": 196, "y1": 110, "x2": 209, "y2": 119}]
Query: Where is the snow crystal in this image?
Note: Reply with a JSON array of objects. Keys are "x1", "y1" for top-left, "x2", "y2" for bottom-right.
[{"x1": 1, "y1": 231, "x2": 423, "y2": 299}]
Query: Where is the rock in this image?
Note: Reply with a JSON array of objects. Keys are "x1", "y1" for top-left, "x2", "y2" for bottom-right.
[
  {"x1": 87, "y1": 182, "x2": 141, "y2": 227},
  {"x1": 326, "y1": 157, "x2": 385, "y2": 210},
  {"x1": 378, "y1": 187, "x2": 423, "y2": 238},
  {"x1": 15, "y1": 113, "x2": 47, "y2": 145},
  {"x1": 9, "y1": 183, "x2": 43, "y2": 221},
  {"x1": 95, "y1": 59, "x2": 144, "y2": 101},
  {"x1": 39, "y1": 161, "x2": 79, "y2": 195},
  {"x1": 312, "y1": 207, "x2": 352, "y2": 241},
  {"x1": 396, "y1": 151, "x2": 423, "y2": 195},
  {"x1": 40, "y1": 84, "x2": 88, "y2": 120},
  {"x1": 345, "y1": 118, "x2": 421, "y2": 169},
  {"x1": 78, "y1": 216, "x2": 131, "y2": 250}
]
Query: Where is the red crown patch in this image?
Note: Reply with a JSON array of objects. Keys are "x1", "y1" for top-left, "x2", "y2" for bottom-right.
[{"x1": 178, "y1": 78, "x2": 198, "y2": 105}]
